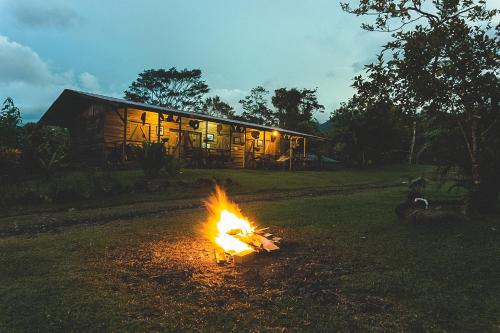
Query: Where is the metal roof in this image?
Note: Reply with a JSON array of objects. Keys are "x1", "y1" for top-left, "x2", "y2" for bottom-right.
[{"x1": 40, "y1": 89, "x2": 324, "y2": 139}]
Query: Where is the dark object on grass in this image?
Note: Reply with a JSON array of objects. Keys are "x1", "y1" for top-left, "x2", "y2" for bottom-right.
[
  {"x1": 395, "y1": 188, "x2": 428, "y2": 219},
  {"x1": 396, "y1": 176, "x2": 430, "y2": 219},
  {"x1": 407, "y1": 209, "x2": 467, "y2": 225}
]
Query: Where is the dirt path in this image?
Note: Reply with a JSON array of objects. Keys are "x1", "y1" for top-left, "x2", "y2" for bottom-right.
[{"x1": 0, "y1": 182, "x2": 402, "y2": 237}]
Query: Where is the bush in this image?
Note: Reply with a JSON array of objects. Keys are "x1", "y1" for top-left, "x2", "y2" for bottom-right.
[
  {"x1": 0, "y1": 147, "x2": 23, "y2": 185},
  {"x1": 125, "y1": 144, "x2": 143, "y2": 161},
  {"x1": 138, "y1": 142, "x2": 167, "y2": 178},
  {"x1": 22, "y1": 125, "x2": 69, "y2": 177},
  {"x1": 164, "y1": 154, "x2": 181, "y2": 176},
  {"x1": 136, "y1": 142, "x2": 181, "y2": 178}
]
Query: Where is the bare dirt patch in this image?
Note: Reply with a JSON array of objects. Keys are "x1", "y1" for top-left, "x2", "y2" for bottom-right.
[
  {"x1": 108, "y1": 227, "x2": 338, "y2": 305},
  {"x1": 98, "y1": 224, "x2": 407, "y2": 331}
]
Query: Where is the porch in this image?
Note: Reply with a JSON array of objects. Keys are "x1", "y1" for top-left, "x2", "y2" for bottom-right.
[{"x1": 107, "y1": 106, "x2": 310, "y2": 170}]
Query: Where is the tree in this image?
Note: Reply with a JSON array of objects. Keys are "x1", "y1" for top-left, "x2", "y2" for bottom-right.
[
  {"x1": 272, "y1": 88, "x2": 324, "y2": 133},
  {"x1": 124, "y1": 68, "x2": 209, "y2": 112},
  {"x1": 352, "y1": 54, "x2": 422, "y2": 164},
  {"x1": 201, "y1": 96, "x2": 235, "y2": 119},
  {"x1": 0, "y1": 98, "x2": 23, "y2": 185},
  {"x1": 342, "y1": 0, "x2": 500, "y2": 212},
  {"x1": 0, "y1": 97, "x2": 23, "y2": 149},
  {"x1": 330, "y1": 98, "x2": 409, "y2": 165},
  {"x1": 239, "y1": 86, "x2": 275, "y2": 126}
]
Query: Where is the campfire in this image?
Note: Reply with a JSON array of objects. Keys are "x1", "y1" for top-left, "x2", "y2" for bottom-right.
[{"x1": 204, "y1": 186, "x2": 280, "y2": 264}]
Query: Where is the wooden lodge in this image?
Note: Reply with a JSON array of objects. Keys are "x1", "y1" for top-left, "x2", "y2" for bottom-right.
[{"x1": 39, "y1": 89, "x2": 321, "y2": 169}]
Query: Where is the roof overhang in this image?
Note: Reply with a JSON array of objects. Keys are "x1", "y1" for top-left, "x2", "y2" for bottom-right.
[{"x1": 39, "y1": 89, "x2": 325, "y2": 140}]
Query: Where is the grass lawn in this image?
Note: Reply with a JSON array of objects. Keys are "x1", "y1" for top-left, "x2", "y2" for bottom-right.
[
  {"x1": 1, "y1": 164, "x2": 434, "y2": 217},
  {"x1": 1, "y1": 167, "x2": 498, "y2": 332}
]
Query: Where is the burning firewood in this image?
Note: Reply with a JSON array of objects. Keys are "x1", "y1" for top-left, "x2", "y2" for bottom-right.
[{"x1": 204, "y1": 185, "x2": 280, "y2": 265}]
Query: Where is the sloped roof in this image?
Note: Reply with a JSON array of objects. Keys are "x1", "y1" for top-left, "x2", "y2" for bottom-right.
[{"x1": 40, "y1": 89, "x2": 323, "y2": 139}]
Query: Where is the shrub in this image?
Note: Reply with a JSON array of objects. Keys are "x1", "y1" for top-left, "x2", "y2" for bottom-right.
[
  {"x1": 0, "y1": 98, "x2": 23, "y2": 149},
  {"x1": 22, "y1": 125, "x2": 69, "y2": 177},
  {"x1": 125, "y1": 144, "x2": 143, "y2": 161},
  {"x1": 138, "y1": 142, "x2": 167, "y2": 178},
  {"x1": 164, "y1": 154, "x2": 181, "y2": 176},
  {"x1": 0, "y1": 147, "x2": 23, "y2": 185}
]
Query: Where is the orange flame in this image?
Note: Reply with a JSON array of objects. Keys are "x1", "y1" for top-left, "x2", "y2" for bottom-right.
[{"x1": 204, "y1": 185, "x2": 256, "y2": 255}]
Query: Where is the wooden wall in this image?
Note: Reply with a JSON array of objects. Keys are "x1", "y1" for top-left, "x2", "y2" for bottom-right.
[
  {"x1": 243, "y1": 128, "x2": 282, "y2": 161},
  {"x1": 96, "y1": 105, "x2": 298, "y2": 168},
  {"x1": 70, "y1": 103, "x2": 108, "y2": 163},
  {"x1": 103, "y1": 107, "x2": 180, "y2": 153},
  {"x1": 230, "y1": 127, "x2": 245, "y2": 168}
]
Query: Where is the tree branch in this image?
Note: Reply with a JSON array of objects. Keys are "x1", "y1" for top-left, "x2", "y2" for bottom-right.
[{"x1": 373, "y1": 15, "x2": 425, "y2": 32}]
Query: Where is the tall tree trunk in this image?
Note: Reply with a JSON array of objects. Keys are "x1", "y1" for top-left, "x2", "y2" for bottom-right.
[
  {"x1": 467, "y1": 111, "x2": 496, "y2": 212},
  {"x1": 458, "y1": 111, "x2": 492, "y2": 213},
  {"x1": 469, "y1": 112, "x2": 482, "y2": 210},
  {"x1": 408, "y1": 120, "x2": 417, "y2": 165},
  {"x1": 470, "y1": 113, "x2": 481, "y2": 189}
]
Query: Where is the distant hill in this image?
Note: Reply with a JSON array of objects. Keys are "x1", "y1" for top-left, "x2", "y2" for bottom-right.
[{"x1": 318, "y1": 119, "x2": 332, "y2": 132}]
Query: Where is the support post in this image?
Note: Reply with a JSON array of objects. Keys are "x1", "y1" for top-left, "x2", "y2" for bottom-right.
[
  {"x1": 178, "y1": 116, "x2": 182, "y2": 159},
  {"x1": 122, "y1": 107, "x2": 128, "y2": 162},
  {"x1": 228, "y1": 125, "x2": 232, "y2": 166},
  {"x1": 263, "y1": 130, "x2": 266, "y2": 155},
  {"x1": 157, "y1": 112, "x2": 161, "y2": 143},
  {"x1": 303, "y1": 137, "x2": 307, "y2": 169},
  {"x1": 303, "y1": 137, "x2": 307, "y2": 158},
  {"x1": 289, "y1": 137, "x2": 293, "y2": 171},
  {"x1": 275, "y1": 132, "x2": 279, "y2": 159},
  {"x1": 243, "y1": 128, "x2": 247, "y2": 168},
  {"x1": 205, "y1": 120, "x2": 209, "y2": 155}
]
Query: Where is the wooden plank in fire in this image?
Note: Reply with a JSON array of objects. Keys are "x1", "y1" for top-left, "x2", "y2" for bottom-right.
[
  {"x1": 253, "y1": 234, "x2": 280, "y2": 252},
  {"x1": 233, "y1": 250, "x2": 255, "y2": 265}
]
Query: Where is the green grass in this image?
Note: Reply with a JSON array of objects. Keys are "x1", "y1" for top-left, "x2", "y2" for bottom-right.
[
  {"x1": 1, "y1": 164, "x2": 435, "y2": 217},
  {"x1": 1, "y1": 178, "x2": 498, "y2": 332},
  {"x1": 179, "y1": 164, "x2": 432, "y2": 190}
]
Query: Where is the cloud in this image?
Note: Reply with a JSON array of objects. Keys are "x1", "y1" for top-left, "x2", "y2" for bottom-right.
[
  {"x1": 211, "y1": 88, "x2": 247, "y2": 114},
  {"x1": 0, "y1": 35, "x2": 53, "y2": 85},
  {"x1": 10, "y1": 0, "x2": 83, "y2": 29},
  {"x1": 325, "y1": 71, "x2": 336, "y2": 79},
  {"x1": 0, "y1": 34, "x2": 102, "y2": 122},
  {"x1": 78, "y1": 72, "x2": 100, "y2": 92},
  {"x1": 351, "y1": 61, "x2": 366, "y2": 72},
  {"x1": 351, "y1": 56, "x2": 378, "y2": 73},
  {"x1": 212, "y1": 88, "x2": 245, "y2": 101}
]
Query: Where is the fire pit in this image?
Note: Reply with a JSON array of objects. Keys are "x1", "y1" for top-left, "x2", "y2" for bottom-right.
[{"x1": 204, "y1": 186, "x2": 280, "y2": 264}]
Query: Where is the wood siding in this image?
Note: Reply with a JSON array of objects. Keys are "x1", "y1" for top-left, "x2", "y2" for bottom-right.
[
  {"x1": 70, "y1": 103, "x2": 107, "y2": 163},
  {"x1": 80, "y1": 103, "x2": 303, "y2": 168}
]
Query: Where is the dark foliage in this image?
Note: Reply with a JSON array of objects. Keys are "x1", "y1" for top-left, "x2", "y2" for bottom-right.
[
  {"x1": 272, "y1": 88, "x2": 324, "y2": 133},
  {"x1": 137, "y1": 142, "x2": 180, "y2": 178},
  {"x1": 341, "y1": 0, "x2": 499, "y2": 212},
  {"x1": 22, "y1": 124, "x2": 70, "y2": 177},
  {"x1": 239, "y1": 86, "x2": 324, "y2": 135},
  {"x1": 239, "y1": 86, "x2": 275, "y2": 126},
  {"x1": 138, "y1": 142, "x2": 167, "y2": 178},
  {"x1": 329, "y1": 100, "x2": 410, "y2": 165},
  {"x1": 201, "y1": 96, "x2": 235, "y2": 119},
  {"x1": 0, "y1": 97, "x2": 23, "y2": 149},
  {"x1": 124, "y1": 68, "x2": 209, "y2": 112},
  {"x1": 0, "y1": 98, "x2": 24, "y2": 185}
]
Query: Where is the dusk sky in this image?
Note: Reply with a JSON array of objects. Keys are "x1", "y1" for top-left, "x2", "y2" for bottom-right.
[{"x1": 1, "y1": 0, "x2": 496, "y2": 123}]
